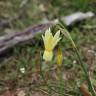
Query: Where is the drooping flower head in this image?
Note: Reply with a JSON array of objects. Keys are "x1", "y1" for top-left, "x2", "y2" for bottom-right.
[
  {"x1": 42, "y1": 28, "x2": 61, "y2": 61},
  {"x1": 56, "y1": 48, "x2": 63, "y2": 66}
]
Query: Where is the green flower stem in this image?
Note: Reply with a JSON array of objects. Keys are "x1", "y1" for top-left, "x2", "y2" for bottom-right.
[
  {"x1": 40, "y1": 52, "x2": 47, "y2": 84},
  {"x1": 74, "y1": 47, "x2": 96, "y2": 96},
  {"x1": 40, "y1": 52, "x2": 68, "y2": 95}
]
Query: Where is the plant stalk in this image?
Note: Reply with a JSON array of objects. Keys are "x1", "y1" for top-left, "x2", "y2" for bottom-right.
[
  {"x1": 57, "y1": 23, "x2": 96, "y2": 96},
  {"x1": 74, "y1": 47, "x2": 96, "y2": 96}
]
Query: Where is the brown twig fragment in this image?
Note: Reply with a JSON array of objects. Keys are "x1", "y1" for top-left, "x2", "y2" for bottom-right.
[{"x1": 80, "y1": 84, "x2": 91, "y2": 96}]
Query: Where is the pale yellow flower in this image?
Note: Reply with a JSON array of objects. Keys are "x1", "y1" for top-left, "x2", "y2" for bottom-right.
[
  {"x1": 42, "y1": 28, "x2": 61, "y2": 61},
  {"x1": 56, "y1": 48, "x2": 63, "y2": 66}
]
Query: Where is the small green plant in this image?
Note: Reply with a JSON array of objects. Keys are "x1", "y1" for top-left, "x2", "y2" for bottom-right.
[
  {"x1": 57, "y1": 22, "x2": 96, "y2": 96},
  {"x1": 41, "y1": 21, "x2": 96, "y2": 96}
]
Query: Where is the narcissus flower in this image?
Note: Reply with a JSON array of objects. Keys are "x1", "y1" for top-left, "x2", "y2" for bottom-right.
[{"x1": 42, "y1": 28, "x2": 61, "y2": 61}]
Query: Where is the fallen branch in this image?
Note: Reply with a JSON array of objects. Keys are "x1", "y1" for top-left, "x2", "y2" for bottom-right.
[
  {"x1": 0, "y1": 22, "x2": 53, "y2": 54},
  {"x1": 0, "y1": 12, "x2": 94, "y2": 54}
]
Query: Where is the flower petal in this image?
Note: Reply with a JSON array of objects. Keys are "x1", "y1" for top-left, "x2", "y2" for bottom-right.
[
  {"x1": 45, "y1": 28, "x2": 53, "y2": 41},
  {"x1": 45, "y1": 28, "x2": 53, "y2": 39},
  {"x1": 53, "y1": 30, "x2": 60, "y2": 42},
  {"x1": 52, "y1": 37, "x2": 61, "y2": 48},
  {"x1": 52, "y1": 30, "x2": 61, "y2": 49},
  {"x1": 44, "y1": 28, "x2": 54, "y2": 50}
]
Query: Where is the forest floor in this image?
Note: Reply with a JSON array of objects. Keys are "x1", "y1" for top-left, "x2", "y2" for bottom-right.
[{"x1": 0, "y1": 0, "x2": 96, "y2": 96}]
